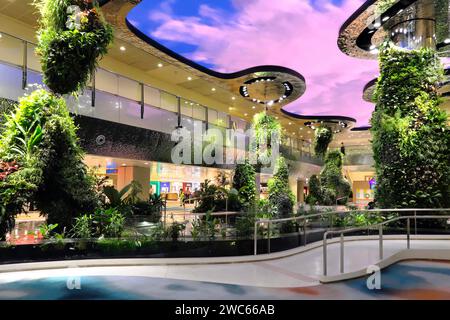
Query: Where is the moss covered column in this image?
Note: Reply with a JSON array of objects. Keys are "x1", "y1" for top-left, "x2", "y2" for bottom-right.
[{"x1": 371, "y1": 44, "x2": 450, "y2": 208}]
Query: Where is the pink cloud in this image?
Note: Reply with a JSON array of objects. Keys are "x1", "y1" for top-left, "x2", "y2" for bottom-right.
[{"x1": 149, "y1": 0, "x2": 379, "y2": 126}]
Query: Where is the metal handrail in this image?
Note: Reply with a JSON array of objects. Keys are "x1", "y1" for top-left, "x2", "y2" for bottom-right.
[
  {"x1": 253, "y1": 208, "x2": 450, "y2": 255},
  {"x1": 322, "y1": 212, "x2": 450, "y2": 276}
]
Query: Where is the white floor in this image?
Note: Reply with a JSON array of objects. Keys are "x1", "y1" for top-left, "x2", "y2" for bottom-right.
[{"x1": 0, "y1": 239, "x2": 449, "y2": 288}]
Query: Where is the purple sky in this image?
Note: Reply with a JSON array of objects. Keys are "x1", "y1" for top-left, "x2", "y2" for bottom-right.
[{"x1": 129, "y1": 0, "x2": 380, "y2": 126}]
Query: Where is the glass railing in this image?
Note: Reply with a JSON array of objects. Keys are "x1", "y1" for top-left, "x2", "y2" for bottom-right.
[{"x1": 0, "y1": 30, "x2": 319, "y2": 163}]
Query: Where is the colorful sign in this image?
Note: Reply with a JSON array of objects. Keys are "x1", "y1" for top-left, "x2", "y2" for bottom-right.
[
  {"x1": 160, "y1": 182, "x2": 170, "y2": 193},
  {"x1": 149, "y1": 181, "x2": 160, "y2": 195}
]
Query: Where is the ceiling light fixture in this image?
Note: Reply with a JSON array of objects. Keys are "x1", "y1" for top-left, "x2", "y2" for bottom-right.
[
  {"x1": 119, "y1": 46, "x2": 126, "y2": 51},
  {"x1": 445, "y1": 38, "x2": 450, "y2": 44},
  {"x1": 187, "y1": 76, "x2": 192, "y2": 81},
  {"x1": 211, "y1": 88, "x2": 216, "y2": 91},
  {"x1": 157, "y1": 63, "x2": 163, "y2": 68}
]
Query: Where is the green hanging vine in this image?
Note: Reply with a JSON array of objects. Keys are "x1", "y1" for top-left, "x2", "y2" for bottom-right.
[
  {"x1": 313, "y1": 125, "x2": 333, "y2": 158},
  {"x1": 35, "y1": 0, "x2": 113, "y2": 95}
]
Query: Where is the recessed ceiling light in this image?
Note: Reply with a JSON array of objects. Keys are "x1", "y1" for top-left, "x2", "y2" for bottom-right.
[
  {"x1": 228, "y1": 107, "x2": 233, "y2": 110},
  {"x1": 144, "y1": 162, "x2": 149, "y2": 165},
  {"x1": 244, "y1": 113, "x2": 248, "y2": 116},
  {"x1": 0, "y1": 34, "x2": 3, "y2": 39},
  {"x1": 187, "y1": 76, "x2": 192, "y2": 81},
  {"x1": 445, "y1": 38, "x2": 450, "y2": 44},
  {"x1": 275, "y1": 117, "x2": 279, "y2": 119},
  {"x1": 119, "y1": 46, "x2": 126, "y2": 51},
  {"x1": 211, "y1": 88, "x2": 216, "y2": 91},
  {"x1": 289, "y1": 122, "x2": 292, "y2": 125},
  {"x1": 122, "y1": 163, "x2": 127, "y2": 166},
  {"x1": 382, "y1": 16, "x2": 389, "y2": 22},
  {"x1": 231, "y1": 96, "x2": 236, "y2": 100},
  {"x1": 157, "y1": 63, "x2": 163, "y2": 68},
  {"x1": 252, "y1": 106, "x2": 256, "y2": 109},
  {"x1": 373, "y1": 22, "x2": 381, "y2": 28}
]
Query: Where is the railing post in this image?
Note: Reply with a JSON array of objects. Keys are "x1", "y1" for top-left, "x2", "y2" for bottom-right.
[
  {"x1": 407, "y1": 217, "x2": 410, "y2": 249},
  {"x1": 267, "y1": 221, "x2": 271, "y2": 254},
  {"x1": 303, "y1": 218, "x2": 307, "y2": 246},
  {"x1": 414, "y1": 210, "x2": 417, "y2": 235},
  {"x1": 379, "y1": 225, "x2": 383, "y2": 260},
  {"x1": 254, "y1": 221, "x2": 258, "y2": 255},
  {"x1": 340, "y1": 232, "x2": 344, "y2": 273},
  {"x1": 22, "y1": 40, "x2": 27, "y2": 90},
  {"x1": 323, "y1": 234, "x2": 328, "y2": 276},
  {"x1": 91, "y1": 71, "x2": 96, "y2": 107}
]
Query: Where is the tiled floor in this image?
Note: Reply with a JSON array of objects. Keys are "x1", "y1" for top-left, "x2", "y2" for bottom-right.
[{"x1": 1, "y1": 260, "x2": 450, "y2": 299}]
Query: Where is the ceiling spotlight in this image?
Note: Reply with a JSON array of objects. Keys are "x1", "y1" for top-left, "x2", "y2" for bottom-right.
[
  {"x1": 267, "y1": 100, "x2": 274, "y2": 106},
  {"x1": 370, "y1": 48, "x2": 379, "y2": 54},
  {"x1": 244, "y1": 113, "x2": 248, "y2": 116},
  {"x1": 252, "y1": 106, "x2": 256, "y2": 109},
  {"x1": 373, "y1": 22, "x2": 381, "y2": 28},
  {"x1": 122, "y1": 163, "x2": 127, "y2": 166},
  {"x1": 231, "y1": 96, "x2": 236, "y2": 100},
  {"x1": 157, "y1": 63, "x2": 163, "y2": 68},
  {"x1": 289, "y1": 122, "x2": 292, "y2": 125},
  {"x1": 382, "y1": 16, "x2": 389, "y2": 22},
  {"x1": 0, "y1": 33, "x2": 2, "y2": 39},
  {"x1": 275, "y1": 116, "x2": 279, "y2": 119},
  {"x1": 187, "y1": 76, "x2": 192, "y2": 81},
  {"x1": 369, "y1": 44, "x2": 376, "y2": 50},
  {"x1": 119, "y1": 46, "x2": 126, "y2": 51},
  {"x1": 444, "y1": 38, "x2": 450, "y2": 44},
  {"x1": 144, "y1": 162, "x2": 149, "y2": 165},
  {"x1": 211, "y1": 88, "x2": 216, "y2": 91}
]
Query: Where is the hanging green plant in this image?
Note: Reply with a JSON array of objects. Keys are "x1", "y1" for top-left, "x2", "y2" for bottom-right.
[
  {"x1": 251, "y1": 112, "x2": 282, "y2": 165},
  {"x1": 313, "y1": 125, "x2": 333, "y2": 157},
  {"x1": 35, "y1": 0, "x2": 113, "y2": 95},
  {"x1": 371, "y1": 43, "x2": 450, "y2": 208}
]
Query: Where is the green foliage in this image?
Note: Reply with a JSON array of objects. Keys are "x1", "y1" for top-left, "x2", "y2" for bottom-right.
[
  {"x1": 193, "y1": 179, "x2": 228, "y2": 213},
  {"x1": 191, "y1": 211, "x2": 220, "y2": 241},
  {"x1": 0, "y1": 89, "x2": 98, "y2": 237},
  {"x1": 71, "y1": 208, "x2": 125, "y2": 239},
  {"x1": 232, "y1": 159, "x2": 256, "y2": 210},
  {"x1": 268, "y1": 156, "x2": 295, "y2": 218},
  {"x1": 0, "y1": 98, "x2": 17, "y2": 132},
  {"x1": 371, "y1": 44, "x2": 450, "y2": 208},
  {"x1": 307, "y1": 151, "x2": 351, "y2": 205},
  {"x1": 251, "y1": 112, "x2": 282, "y2": 165},
  {"x1": 35, "y1": 0, "x2": 113, "y2": 94},
  {"x1": 39, "y1": 223, "x2": 59, "y2": 239},
  {"x1": 166, "y1": 222, "x2": 185, "y2": 242},
  {"x1": 313, "y1": 126, "x2": 333, "y2": 158}
]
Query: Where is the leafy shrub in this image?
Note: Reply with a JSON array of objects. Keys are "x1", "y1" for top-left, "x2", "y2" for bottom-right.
[
  {"x1": 314, "y1": 126, "x2": 333, "y2": 157},
  {"x1": 35, "y1": 0, "x2": 113, "y2": 94},
  {"x1": 268, "y1": 156, "x2": 295, "y2": 218},
  {"x1": 372, "y1": 43, "x2": 450, "y2": 208},
  {"x1": 71, "y1": 208, "x2": 125, "y2": 239},
  {"x1": 193, "y1": 179, "x2": 228, "y2": 213},
  {"x1": 191, "y1": 211, "x2": 220, "y2": 241},
  {"x1": 166, "y1": 222, "x2": 185, "y2": 242}
]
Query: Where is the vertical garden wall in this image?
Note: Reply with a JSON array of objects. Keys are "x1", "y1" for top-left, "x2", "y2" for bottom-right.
[{"x1": 371, "y1": 44, "x2": 450, "y2": 208}]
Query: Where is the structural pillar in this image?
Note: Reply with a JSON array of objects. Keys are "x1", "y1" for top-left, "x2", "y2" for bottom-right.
[{"x1": 117, "y1": 165, "x2": 150, "y2": 200}]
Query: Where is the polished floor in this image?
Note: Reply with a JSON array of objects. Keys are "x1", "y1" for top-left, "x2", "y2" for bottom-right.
[{"x1": 1, "y1": 260, "x2": 450, "y2": 299}]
